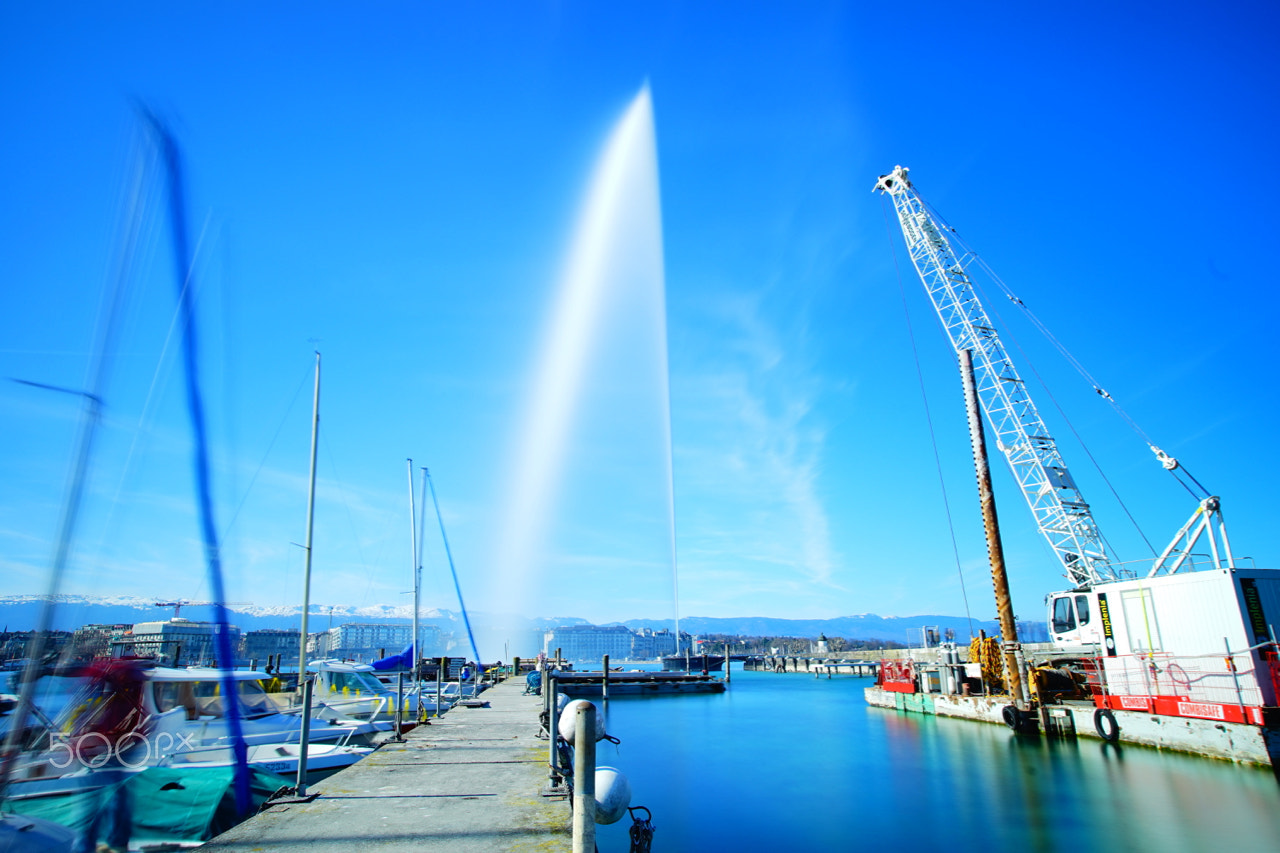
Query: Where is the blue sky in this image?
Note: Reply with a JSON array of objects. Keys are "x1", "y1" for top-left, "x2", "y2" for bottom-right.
[{"x1": 2, "y1": 2, "x2": 1278, "y2": 635}]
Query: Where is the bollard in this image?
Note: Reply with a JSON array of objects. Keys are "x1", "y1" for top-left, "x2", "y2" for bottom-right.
[
  {"x1": 571, "y1": 702, "x2": 597, "y2": 853},
  {"x1": 295, "y1": 675, "x2": 314, "y2": 797}
]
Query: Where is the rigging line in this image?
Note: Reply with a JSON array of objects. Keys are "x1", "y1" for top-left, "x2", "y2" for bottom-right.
[
  {"x1": 882, "y1": 197, "x2": 975, "y2": 640},
  {"x1": 0, "y1": 114, "x2": 146, "y2": 805},
  {"x1": 426, "y1": 468, "x2": 481, "y2": 667},
  {"x1": 92, "y1": 208, "x2": 219, "y2": 604},
  {"x1": 219, "y1": 358, "x2": 313, "y2": 541},
  {"x1": 968, "y1": 274, "x2": 1158, "y2": 559},
  {"x1": 921, "y1": 195, "x2": 1206, "y2": 497},
  {"x1": 316, "y1": 422, "x2": 376, "y2": 605}
]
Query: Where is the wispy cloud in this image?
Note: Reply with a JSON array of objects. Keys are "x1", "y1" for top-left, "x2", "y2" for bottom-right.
[{"x1": 675, "y1": 290, "x2": 838, "y2": 598}]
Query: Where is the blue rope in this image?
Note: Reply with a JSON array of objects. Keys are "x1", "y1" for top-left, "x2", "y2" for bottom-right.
[
  {"x1": 143, "y1": 109, "x2": 251, "y2": 816},
  {"x1": 426, "y1": 470, "x2": 481, "y2": 667}
]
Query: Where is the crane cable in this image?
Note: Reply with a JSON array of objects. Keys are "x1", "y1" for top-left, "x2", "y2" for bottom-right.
[
  {"x1": 882, "y1": 198, "x2": 975, "y2": 640},
  {"x1": 920, "y1": 196, "x2": 1211, "y2": 504}
]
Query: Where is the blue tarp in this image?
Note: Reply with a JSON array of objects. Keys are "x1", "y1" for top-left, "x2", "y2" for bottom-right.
[{"x1": 371, "y1": 644, "x2": 414, "y2": 671}]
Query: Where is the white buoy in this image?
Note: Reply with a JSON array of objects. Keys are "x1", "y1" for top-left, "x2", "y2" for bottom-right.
[
  {"x1": 558, "y1": 699, "x2": 607, "y2": 744},
  {"x1": 593, "y1": 765, "x2": 632, "y2": 824}
]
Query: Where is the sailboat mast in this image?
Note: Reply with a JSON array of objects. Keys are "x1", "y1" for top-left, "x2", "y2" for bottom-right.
[
  {"x1": 408, "y1": 458, "x2": 419, "y2": 701},
  {"x1": 419, "y1": 466, "x2": 435, "y2": 701},
  {"x1": 296, "y1": 351, "x2": 321, "y2": 682}
]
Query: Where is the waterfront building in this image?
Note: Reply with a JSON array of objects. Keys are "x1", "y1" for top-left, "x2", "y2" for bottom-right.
[
  {"x1": 0, "y1": 630, "x2": 72, "y2": 663},
  {"x1": 69, "y1": 623, "x2": 131, "y2": 660},
  {"x1": 630, "y1": 628, "x2": 677, "y2": 660},
  {"x1": 543, "y1": 625, "x2": 634, "y2": 662},
  {"x1": 127, "y1": 618, "x2": 239, "y2": 665},
  {"x1": 311, "y1": 622, "x2": 444, "y2": 662},
  {"x1": 240, "y1": 629, "x2": 298, "y2": 665}
]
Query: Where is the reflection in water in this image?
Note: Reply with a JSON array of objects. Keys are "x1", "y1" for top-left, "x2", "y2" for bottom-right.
[{"x1": 594, "y1": 671, "x2": 1279, "y2": 853}]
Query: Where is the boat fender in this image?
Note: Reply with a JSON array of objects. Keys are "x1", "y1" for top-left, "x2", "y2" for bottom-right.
[
  {"x1": 1001, "y1": 704, "x2": 1021, "y2": 731},
  {"x1": 1094, "y1": 707, "x2": 1120, "y2": 742},
  {"x1": 594, "y1": 766, "x2": 632, "y2": 824},
  {"x1": 558, "y1": 699, "x2": 608, "y2": 745}
]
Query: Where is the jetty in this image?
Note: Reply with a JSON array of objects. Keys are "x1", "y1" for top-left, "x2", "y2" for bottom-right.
[
  {"x1": 743, "y1": 655, "x2": 880, "y2": 677},
  {"x1": 554, "y1": 670, "x2": 725, "y2": 696},
  {"x1": 202, "y1": 677, "x2": 569, "y2": 852}
]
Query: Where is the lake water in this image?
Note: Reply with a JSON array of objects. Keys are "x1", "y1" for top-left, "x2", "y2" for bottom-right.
[{"x1": 590, "y1": 668, "x2": 1280, "y2": 853}]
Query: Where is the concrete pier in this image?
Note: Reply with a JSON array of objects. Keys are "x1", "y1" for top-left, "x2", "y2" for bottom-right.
[{"x1": 203, "y1": 678, "x2": 569, "y2": 852}]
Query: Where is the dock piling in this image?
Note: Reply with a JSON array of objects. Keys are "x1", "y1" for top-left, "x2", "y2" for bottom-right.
[{"x1": 571, "y1": 701, "x2": 597, "y2": 853}]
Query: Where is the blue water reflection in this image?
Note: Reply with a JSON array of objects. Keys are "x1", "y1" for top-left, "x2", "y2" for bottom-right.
[{"x1": 593, "y1": 669, "x2": 1279, "y2": 853}]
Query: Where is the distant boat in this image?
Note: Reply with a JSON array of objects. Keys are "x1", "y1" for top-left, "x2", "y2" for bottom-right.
[{"x1": 661, "y1": 654, "x2": 724, "y2": 672}]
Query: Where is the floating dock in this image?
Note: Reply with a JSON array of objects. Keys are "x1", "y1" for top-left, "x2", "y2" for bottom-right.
[
  {"x1": 554, "y1": 670, "x2": 725, "y2": 696},
  {"x1": 202, "y1": 678, "x2": 569, "y2": 852}
]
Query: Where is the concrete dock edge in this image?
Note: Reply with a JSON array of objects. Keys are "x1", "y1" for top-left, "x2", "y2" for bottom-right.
[{"x1": 203, "y1": 678, "x2": 570, "y2": 852}]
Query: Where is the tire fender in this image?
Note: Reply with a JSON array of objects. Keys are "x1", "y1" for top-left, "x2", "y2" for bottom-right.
[{"x1": 1094, "y1": 707, "x2": 1120, "y2": 742}]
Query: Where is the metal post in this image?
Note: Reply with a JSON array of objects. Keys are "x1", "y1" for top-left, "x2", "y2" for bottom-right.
[
  {"x1": 602, "y1": 654, "x2": 610, "y2": 702},
  {"x1": 295, "y1": 675, "x2": 314, "y2": 797},
  {"x1": 1226, "y1": 637, "x2": 1247, "y2": 721},
  {"x1": 394, "y1": 672, "x2": 404, "y2": 741},
  {"x1": 436, "y1": 657, "x2": 445, "y2": 718},
  {"x1": 547, "y1": 670, "x2": 562, "y2": 789},
  {"x1": 571, "y1": 702, "x2": 597, "y2": 853},
  {"x1": 959, "y1": 349, "x2": 1028, "y2": 709},
  {"x1": 725, "y1": 643, "x2": 731, "y2": 683}
]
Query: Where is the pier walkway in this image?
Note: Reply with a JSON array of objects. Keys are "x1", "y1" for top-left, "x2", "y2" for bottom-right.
[{"x1": 203, "y1": 678, "x2": 569, "y2": 852}]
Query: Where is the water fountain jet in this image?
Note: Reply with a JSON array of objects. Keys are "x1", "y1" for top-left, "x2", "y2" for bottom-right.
[{"x1": 487, "y1": 85, "x2": 676, "y2": 655}]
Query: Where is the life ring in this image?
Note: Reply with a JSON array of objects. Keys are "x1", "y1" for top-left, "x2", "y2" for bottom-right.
[
  {"x1": 1002, "y1": 704, "x2": 1021, "y2": 731},
  {"x1": 1094, "y1": 707, "x2": 1120, "y2": 742}
]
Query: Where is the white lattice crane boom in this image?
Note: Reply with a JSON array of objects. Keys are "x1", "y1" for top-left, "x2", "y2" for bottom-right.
[{"x1": 874, "y1": 166, "x2": 1118, "y2": 588}]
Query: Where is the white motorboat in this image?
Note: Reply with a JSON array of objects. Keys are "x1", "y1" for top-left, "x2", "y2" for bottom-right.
[{"x1": 305, "y1": 659, "x2": 449, "y2": 721}]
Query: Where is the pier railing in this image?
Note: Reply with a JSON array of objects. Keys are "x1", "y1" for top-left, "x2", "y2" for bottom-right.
[{"x1": 1098, "y1": 647, "x2": 1274, "y2": 710}]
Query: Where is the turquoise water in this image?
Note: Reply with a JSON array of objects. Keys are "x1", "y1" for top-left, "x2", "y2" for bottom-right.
[{"x1": 591, "y1": 669, "x2": 1280, "y2": 853}]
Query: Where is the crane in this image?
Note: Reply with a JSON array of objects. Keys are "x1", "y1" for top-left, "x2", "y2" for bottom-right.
[
  {"x1": 875, "y1": 168, "x2": 1280, "y2": 730},
  {"x1": 874, "y1": 166, "x2": 1118, "y2": 589},
  {"x1": 874, "y1": 165, "x2": 1237, "y2": 588}
]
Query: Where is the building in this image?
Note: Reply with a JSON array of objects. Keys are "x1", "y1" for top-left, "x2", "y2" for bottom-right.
[
  {"x1": 69, "y1": 624, "x2": 131, "y2": 660},
  {"x1": 126, "y1": 618, "x2": 240, "y2": 666},
  {"x1": 543, "y1": 625, "x2": 635, "y2": 662},
  {"x1": 0, "y1": 630, "x2": 72, "y2": 663},
  {"x1": 240, "y1": 629, "x2": 299, "y2": 666},
  {"x1": 308, "y1": 622, "x2": 444, "y2": 663},
  {"x1": 629, "y1": 628, "x2": 678, "y2": 660}
]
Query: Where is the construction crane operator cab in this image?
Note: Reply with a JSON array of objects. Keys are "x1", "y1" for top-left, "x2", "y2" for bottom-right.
[{"x1": 1046, "y1": 590, "x2": 1105, "y2": 649}]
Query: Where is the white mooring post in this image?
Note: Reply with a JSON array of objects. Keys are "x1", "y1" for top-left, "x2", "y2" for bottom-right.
[{"x1": 571, "y1": 702, "x2": 597, "y2": 853}]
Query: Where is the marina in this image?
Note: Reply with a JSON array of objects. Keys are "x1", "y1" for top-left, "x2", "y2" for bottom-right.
[{"x1": 4, "y1": 6, "x2": 1280, "y2": 851}]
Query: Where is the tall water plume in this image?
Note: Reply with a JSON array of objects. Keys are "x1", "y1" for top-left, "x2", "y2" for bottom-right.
[{"x1": 487, "y1": 85, "x2": 674, "y2": 650}]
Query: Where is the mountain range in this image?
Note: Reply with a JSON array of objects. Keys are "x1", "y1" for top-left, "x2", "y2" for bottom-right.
[{"x1": 0, "y1": 594, "x2": 1047, "y2": 643}]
